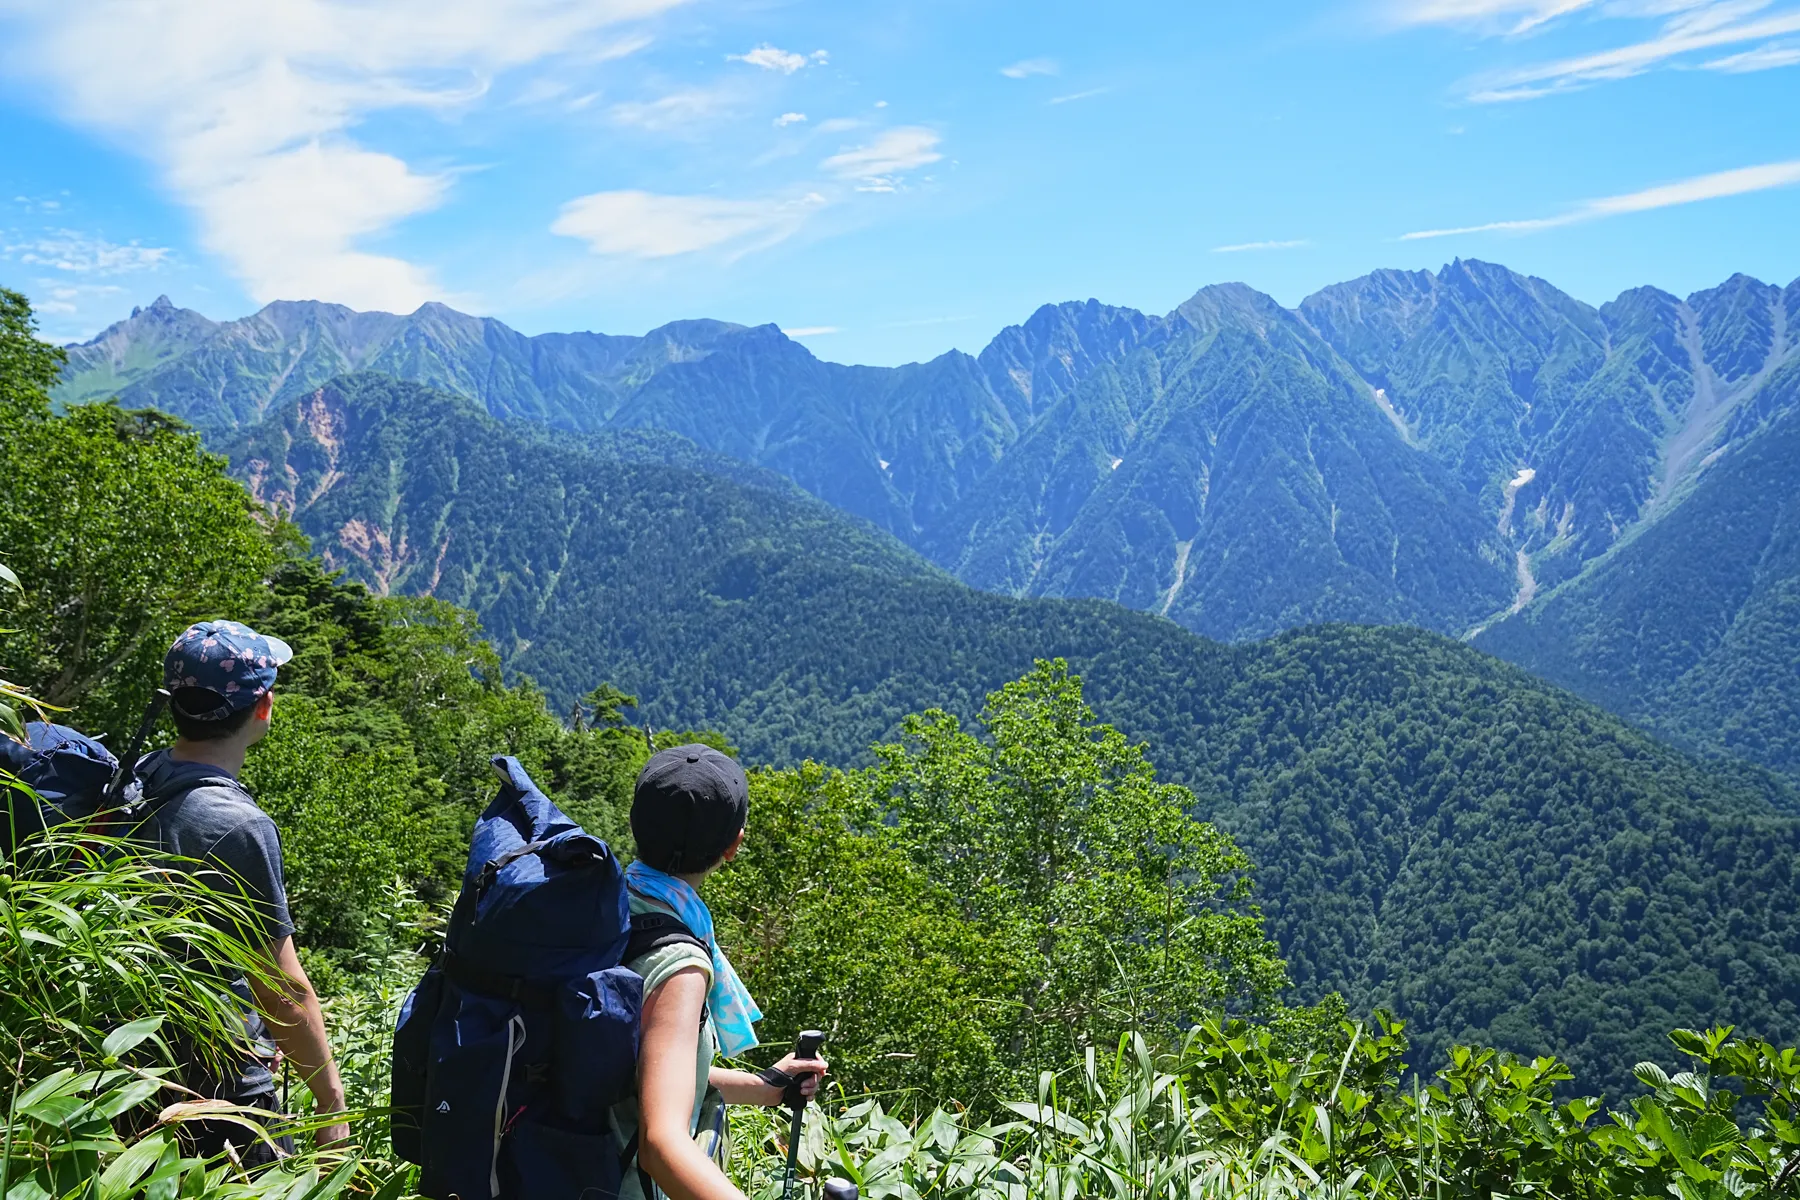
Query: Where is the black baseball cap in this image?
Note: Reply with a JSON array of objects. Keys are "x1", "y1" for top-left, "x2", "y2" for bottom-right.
[{"x1": 631, "y1": 744, "x2": 749, "y2": 873}]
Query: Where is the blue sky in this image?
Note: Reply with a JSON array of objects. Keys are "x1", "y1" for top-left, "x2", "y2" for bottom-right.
[{"x1": 1, "y1": 0, "x2": 1797, "y2": 364}]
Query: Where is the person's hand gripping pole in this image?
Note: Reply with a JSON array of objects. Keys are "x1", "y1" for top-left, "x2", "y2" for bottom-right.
[{"x1": 781, "y1": 1030, "x2": 825, "y2": 1200}]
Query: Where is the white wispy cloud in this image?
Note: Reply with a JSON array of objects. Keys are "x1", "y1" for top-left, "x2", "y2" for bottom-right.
[
  {"x1": 1390, "y1": 0, "x2": 1800, "y2": 99},
  {"x1": 1000, "y1": 57, "x2": 1058, "y2": 78},
  {"x1": 782, "y1": 325, "x2": 837, "y2": 336},
  {"x1": 551, "y1": 189, "x2": 826, "y2": 258},
  {"x1": 729, "y1": 43, "x2": 809, "y2": 73},
  {"x1": 1703, "y1": 39, "x2": 1800, "y2": 68},
  {"x1": 32, "y1": 282, "x2": 126, "y2": 315},
  {"x1": 0, "y1": 0, "x2": 684, "y2": 312},
  {"x1": 609, "y1": 86, "x2": 735, "y2": 132},
  {"x1": 1211, "y1": 239, "x2": 1311, "y2": 253},
  {"x1": 1049, "y1": 87, "x2": 1109, "y2": 104},
  {"x1": 820, "y1": 127, "x2": 942, "y2": 191},
  {"x1": 774, "y1": 111, "x2": 807, "y2": 127},
  {"x1": 816, "y1": 117, "x2": 863, "y2": 133},
  {"x1": 4, "y1": 230, "x2": 172, "y2": 273},
  {"x1": 1401, "y1": 159, "x2": 1800, "y2": 239},
  {"x1": 1388, "y1": 0, "x2": 1601, "y2": 35}
]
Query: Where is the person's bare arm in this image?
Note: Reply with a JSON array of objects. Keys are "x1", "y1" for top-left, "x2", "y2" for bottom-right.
[
  {"x1": 246, "y1": 935, "x2": 348, "y2": 1146},
  {"x1": 708, "y1": 1051, "x2": 829, "y2": 1106},
  {"x1": 638, "y1": 967, "x2": 744, "y2": 1200}
]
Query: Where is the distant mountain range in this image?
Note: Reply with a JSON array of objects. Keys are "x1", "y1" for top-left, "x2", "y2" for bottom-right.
[
  {"x1": 205, "y1": 370, "x2": 1800, "y2": 1096},
  {"x1": 56, "y1": 261, "x2": 1800, "y2": 778}
]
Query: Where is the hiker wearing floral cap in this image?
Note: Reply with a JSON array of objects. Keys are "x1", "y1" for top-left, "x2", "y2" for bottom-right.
[{"x1": 130, "y1": 620, "x2": 347, "y2": 1163}]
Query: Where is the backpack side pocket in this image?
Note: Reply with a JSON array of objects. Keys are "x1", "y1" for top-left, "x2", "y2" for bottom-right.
[
  {"x1": 552, "y1": 966, "x2": 643, "y2": 1127},
  {"x1": 390, "y1": 963, "x2": 444, "y2": 1165},
  {"x1": 420, "y1": 987, "x2": 528, "y2": 1200}
]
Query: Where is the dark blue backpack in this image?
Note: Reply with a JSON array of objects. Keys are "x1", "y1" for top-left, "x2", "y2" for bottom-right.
[
  {"x1": 1, "y1": 722, "x2": 120, "y2": 857},
  {"x1": 392, "y1": 756, "x2": 693, "y2": 1200}
]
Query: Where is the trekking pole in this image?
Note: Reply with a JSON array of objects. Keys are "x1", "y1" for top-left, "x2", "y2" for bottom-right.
[
  {"x1": 101, "y1": 688, "x2": 170, "y2": 812},
  {"x1": 780, "y1": 1030, "x2": 825, "y2": 1200}
]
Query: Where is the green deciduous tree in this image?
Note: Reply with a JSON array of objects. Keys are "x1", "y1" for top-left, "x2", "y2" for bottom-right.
[
  {"x1": 0, "y1": 287, "x2": 63, "y2": 415},
  {"x1": 709, "y1": 662, "x2": 1295, "y2": 1107},
  {"x1": 872, "y1": 660, "x2": 1290, "y2": 1068},
  {"x1": 242, "y1": 694, "x2": 448, "y2": 955},
  {"x1": 0, "y1": 318, "x2": 276, "y2": 731},
  {"x1": 710, "y1": 762, "x2": 1016, "y2": 1107}
]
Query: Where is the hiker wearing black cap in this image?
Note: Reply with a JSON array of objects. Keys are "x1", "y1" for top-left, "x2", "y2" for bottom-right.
[
  {"x1": 622, "y1": 744, "x2": 828, "y2": 1200},
  {"x1": 131, "y1": 621, "x2": 346, "y2": 1161}
]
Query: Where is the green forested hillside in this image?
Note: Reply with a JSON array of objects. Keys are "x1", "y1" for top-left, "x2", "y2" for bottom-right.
[
  {"x1": 224, "y1": 370, "x2": 1800, "y2": 1098},
  {"x1": 1479, "y1": 355, "x2": 1800, "y2": 779}
]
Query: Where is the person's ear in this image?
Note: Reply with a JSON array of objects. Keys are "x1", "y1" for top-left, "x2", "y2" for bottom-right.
[
  {"x1": 255, "y1": 692, "x2": 275, "y2": 721},
  {"x1": 720, "y1": 827, "x2": 748, "y2": 862}
]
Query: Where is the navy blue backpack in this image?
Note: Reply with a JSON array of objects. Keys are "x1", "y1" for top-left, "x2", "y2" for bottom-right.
[
  {"x1": 393, "y1": 756, "x2": 692, "y2": 1200},
  {"x1": 1, "y1": 721, "x2": 120, "y2": 857}
]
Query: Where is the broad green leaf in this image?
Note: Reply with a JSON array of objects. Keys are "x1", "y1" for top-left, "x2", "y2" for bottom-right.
[
  {"x1": 98, "y1": 1135, "x2": 168, "y2": 1200},
  {"x1": 102, "y1": 1016, "x2": 165, "y2": 1062},
  {"x1": 93, "y1": 1078, "x2": 167, "y2": 1120},
  {"x1": 367, "y1": 1166, "x2": 416, "y2": 1200},
  {"x1": 13, "y1": 1069, "x2": 79, "y2": 1110},
  {"x1": 140, "y1": 1139, "x2": 187, "y2": 1200}
]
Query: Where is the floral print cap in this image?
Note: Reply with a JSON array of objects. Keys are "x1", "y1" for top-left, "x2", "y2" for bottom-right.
[{"x1": 163, "y1": 620, "x2": 294, "y2": 721}]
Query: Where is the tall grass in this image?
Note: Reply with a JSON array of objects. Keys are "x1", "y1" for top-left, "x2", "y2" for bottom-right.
[
  {"x1": 1, "y1": 829, "x2": 280, "y2": 1091},
  {"x1": 1, "y1": 823, "x2": 413, "y2": 1199},
  {"x1": 732, "y1": 1024, "x2": 1800, "y2": 1200}
]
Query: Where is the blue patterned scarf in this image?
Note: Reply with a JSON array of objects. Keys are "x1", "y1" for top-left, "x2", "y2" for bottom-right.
[{"x1": 624, "y1": 860, "x2": 763, "y2": 1057}]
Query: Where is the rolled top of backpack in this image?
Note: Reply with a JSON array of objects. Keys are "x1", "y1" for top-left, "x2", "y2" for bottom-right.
[{"x1": 2, "y1": 722, "x2": 118, "y2": 812}]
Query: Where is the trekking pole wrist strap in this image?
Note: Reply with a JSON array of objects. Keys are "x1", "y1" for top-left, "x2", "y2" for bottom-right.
[{"x1": 756, "y1": 1065, "x2": 797, "y2": 1090}]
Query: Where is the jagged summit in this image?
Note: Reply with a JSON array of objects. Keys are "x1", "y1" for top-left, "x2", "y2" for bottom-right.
[
  {"x1": 128, "y1": 294, "x2": 177, "y2": 318},
  {"x1": 53, "y1": 261, "x2": 1800, "y2": 781}
]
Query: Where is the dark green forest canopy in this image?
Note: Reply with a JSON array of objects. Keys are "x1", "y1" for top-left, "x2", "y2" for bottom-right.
[{"x1": 7, "y1": 302, "x2": 1800, "y2": 1107}]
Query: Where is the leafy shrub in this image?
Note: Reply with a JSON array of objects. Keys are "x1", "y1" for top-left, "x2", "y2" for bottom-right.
[{"x1": 741, "y1": 1020, "x2": 1800, "y2": 1200}]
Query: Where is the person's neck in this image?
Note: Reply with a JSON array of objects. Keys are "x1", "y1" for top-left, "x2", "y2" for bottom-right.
[{"x1": 169, "y1": 738, "x2": 248, "y2": 777}]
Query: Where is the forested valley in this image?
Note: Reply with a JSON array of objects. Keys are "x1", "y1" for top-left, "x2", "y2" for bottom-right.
[{"x1": 7, "y1": 284, "x2": 1800, "y2": 1196}]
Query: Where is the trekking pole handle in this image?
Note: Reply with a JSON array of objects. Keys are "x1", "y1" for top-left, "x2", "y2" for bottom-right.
[{"x1": 784, "y1": 1030, "x2": 825, "y2": 1109}]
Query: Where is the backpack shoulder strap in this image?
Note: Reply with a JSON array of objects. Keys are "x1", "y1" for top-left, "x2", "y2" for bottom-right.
[
  {"x1": 127, "y1": 768, "x2": 246, "y2": 816},
  {"x1": 623, "y1": 911, "x2": 706, "y2": 964},
  {"x1": 92, "y1": 766, "x2": 246, "y2": 841}
]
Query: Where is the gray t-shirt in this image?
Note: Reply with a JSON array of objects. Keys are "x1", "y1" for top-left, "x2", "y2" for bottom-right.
[{"x1": 132, "y1": 749, "x2": 294, "y2": 1098}]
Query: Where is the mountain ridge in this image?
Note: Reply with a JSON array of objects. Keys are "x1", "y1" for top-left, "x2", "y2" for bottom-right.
[{"x1": 57, "y1": 263, "x2": 1800, "y2": 776}]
